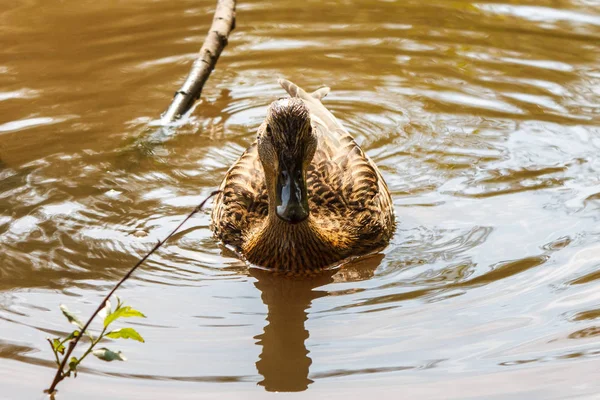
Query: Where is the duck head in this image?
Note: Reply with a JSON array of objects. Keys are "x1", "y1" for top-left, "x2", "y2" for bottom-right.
[{"x1": 257, "y1": 98, "x2": 317, "y2": 224}]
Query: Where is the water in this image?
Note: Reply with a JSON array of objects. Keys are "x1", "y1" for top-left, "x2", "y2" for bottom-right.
[{"x1": 1, "y1": 0, "x2": 600, "y2": 398}]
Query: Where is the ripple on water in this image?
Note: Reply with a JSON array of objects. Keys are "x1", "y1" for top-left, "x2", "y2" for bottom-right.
[{"x1": 1, "y1": 0, "x2": 600, "y2": 398}]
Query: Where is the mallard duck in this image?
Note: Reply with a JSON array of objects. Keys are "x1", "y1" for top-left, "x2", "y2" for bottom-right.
[{"x1": 211, "y1": 79, "x2": 395, "y2": 273}]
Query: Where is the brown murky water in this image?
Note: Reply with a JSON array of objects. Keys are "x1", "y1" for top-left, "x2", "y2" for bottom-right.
[{"x1": 1, "y1": 0, "x2": 600, "y2": 398}]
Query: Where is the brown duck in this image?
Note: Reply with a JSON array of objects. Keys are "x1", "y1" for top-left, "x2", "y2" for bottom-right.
[{"x1": 211, "y1": 79, "x2": 395, "y2": 273}]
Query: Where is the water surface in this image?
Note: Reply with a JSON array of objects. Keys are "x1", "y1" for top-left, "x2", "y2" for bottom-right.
[{"x1": 1, "y1": 0, "x2": 600, "y2": 398}]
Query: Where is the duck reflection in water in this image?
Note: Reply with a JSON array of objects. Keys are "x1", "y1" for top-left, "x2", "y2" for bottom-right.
[{"x1": 251, "y1": 253, "x2": 384, "y2": 392}]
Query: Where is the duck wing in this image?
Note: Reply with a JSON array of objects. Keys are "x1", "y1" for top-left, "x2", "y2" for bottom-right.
[{"x1": 211, "y1": 142, "x2": 268, "y2": 250}]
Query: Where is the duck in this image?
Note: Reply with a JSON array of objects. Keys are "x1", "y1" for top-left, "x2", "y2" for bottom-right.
[{"x1": 211, "y1": 79, "x2": 395, "y2": 273}]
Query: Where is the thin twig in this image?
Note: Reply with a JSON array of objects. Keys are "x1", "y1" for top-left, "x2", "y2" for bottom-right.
[
  {"x1": 161, "y1": 0, "x2": 236, "y2": 123},
  {"x1": 46, "y1": 190, "x2": 220, "y2": 394},
  {"x1": 46, "y1": 339, "x2": 61, "y2": 367}
]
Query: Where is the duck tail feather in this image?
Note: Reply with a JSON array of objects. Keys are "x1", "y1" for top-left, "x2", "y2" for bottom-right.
[
  {"x1": 278, "y1": 79, "x2": 330, "y2": 101},
  {"x1": 311, "y1": 87, "x2": 330, "y2": 100}
]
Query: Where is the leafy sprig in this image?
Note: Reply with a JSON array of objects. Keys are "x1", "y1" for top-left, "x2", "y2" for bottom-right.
[
  {"x1": 44, "y1": 191, "x2": 219, "y2": 396},
  {"x1": 47, "y1": 298, "x2": 145, "y2": 380}
]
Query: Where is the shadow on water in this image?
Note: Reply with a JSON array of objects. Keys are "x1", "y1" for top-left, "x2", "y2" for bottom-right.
[{"x1": 250, "y1": 254, "x2": 383, "y2": 392}]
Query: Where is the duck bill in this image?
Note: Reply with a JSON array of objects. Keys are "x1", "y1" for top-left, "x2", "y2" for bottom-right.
[{"x1": 275, "y1": 163, "x2": 309, "y2": 224}]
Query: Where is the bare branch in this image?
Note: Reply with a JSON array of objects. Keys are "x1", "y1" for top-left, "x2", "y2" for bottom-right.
[{"x1": 161, "y1": 0, "x2": 236, "y2": 123}]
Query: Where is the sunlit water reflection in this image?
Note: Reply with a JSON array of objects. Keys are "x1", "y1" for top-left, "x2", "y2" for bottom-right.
[{"x1": 1, "y1": 0, "x2": 600, "y2": 398}]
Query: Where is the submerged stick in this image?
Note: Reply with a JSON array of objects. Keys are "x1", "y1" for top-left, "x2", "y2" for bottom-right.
[
  {"x1": 161, "y1": 0, "x2": 236, "y2": 123},
  {"x1": 46, "y1": 191, "x2": 220, "y2": 395}
]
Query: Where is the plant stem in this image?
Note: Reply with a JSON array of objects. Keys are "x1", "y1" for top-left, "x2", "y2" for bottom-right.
[
  {"x1": 77, "y1": 326, "x2": 107, "y2": 367},
  {"x1": 46, "y1": 339, "x2": 61, "y2": 367}
]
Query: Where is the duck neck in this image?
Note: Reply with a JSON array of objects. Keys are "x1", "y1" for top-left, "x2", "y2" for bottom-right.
[{"x1": 243, "y1": 212, "x2": 342, "y2": 272}]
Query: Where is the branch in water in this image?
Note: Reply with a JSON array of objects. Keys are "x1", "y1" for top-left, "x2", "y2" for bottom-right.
[{"x1": 161, "y1": 0, "x2": 236, "y2": 123}]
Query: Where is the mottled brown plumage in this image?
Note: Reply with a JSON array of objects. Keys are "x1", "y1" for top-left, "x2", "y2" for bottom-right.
[{"x1": 211, "y1": 79, "x2": 395, "y2": 272}]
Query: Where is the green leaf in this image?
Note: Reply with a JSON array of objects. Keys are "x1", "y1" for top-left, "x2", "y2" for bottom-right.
[
  {"x1": 67, "y1": 330, "x2": 81, "y2": 340},
  {"x1": 68, "y1": 356, "x2": 79, "y2": 377},
  {"x1": 106, "y1": 327, "x2": 145, "y2": 343},
  {"x1": 103, "y1": 306, "x2": 146, "y2": 327},
  {"x1": 51, "y1": 338, "x2": 65, "y2": 355},
  {"x1": 60, "y1": 305, "x2": 84, "y2": 329},
  {"x1": 54, "y1": 340, "x2": 65, "y2": 354},
  {"x1": 68, "y1": 356, "x2": 78, "y2": 370},
  {"x1": 92, "y1": 348, "x2": 126, "y2": 362}
]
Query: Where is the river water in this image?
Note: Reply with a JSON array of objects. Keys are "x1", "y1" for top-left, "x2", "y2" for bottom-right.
[{"x1": 1, "y1": 0, "x2": 600, "y2": 398}]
